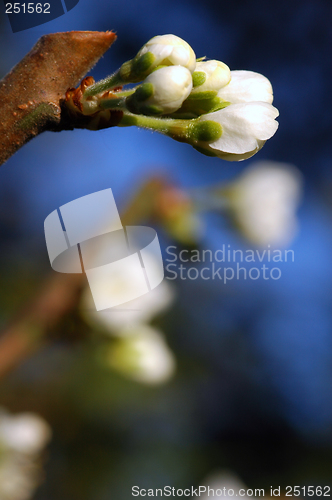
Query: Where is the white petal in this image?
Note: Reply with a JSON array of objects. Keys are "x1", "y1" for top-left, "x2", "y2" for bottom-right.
[
  {"x1": 193, "y1": 60, "x2": 231, "y2": 91},
  {"x1": 145, "y1": 66, "x2": 193, "y2": 113},
  {"x1": 82, "y1": 280, "x2": 174, "y2": 334},
  {"x1": 168, "y1": 46, "x2": 191, "y2": 67},
  {"x1": 203, "y1": 102, "x2": 279, "y2": 154},
  {"x1": 213, "y1": 143, "x2": 264, "y2": 161},
  {"x1": 218, "y1": 70, "x2": 274, "y2": 104},
  {"x1": 146, "y1": 34, "x2": 183, "y2": 46},
  {"x1": 138, "y1": 34, "x2": 196, "y2": 72},
  {"x1": 149, "y1": 44, "x2": 173, "y2": 61},
  {"x1": 81, "y1": 250, "x2": 175, "y2": 334}
]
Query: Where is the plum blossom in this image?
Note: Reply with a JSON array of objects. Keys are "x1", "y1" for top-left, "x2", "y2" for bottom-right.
[
  {"x1": 136, "y1": 34, "x2": 196, "y2": 73},
  {"x1": 194, "y1": 471, "x2": 253, "y2": 500},
  {"x1": 193, "y1": 102, "x2": 279, "y2": 161},
  {"x1": 229, "y1": 161, "x2": 303, "y2": 246},
  {"x1": 128, "y1": 66, "x2": 193, "y2": 115},
  {"x1": 190, "y1": 59, "x2": 231, "y2": 95},
  {"x1": 105, "y1": 324, "x2": 176, "y2": 385},
  {"x1": 0, "y1": 409, "x2": 51, "y2": 500}
]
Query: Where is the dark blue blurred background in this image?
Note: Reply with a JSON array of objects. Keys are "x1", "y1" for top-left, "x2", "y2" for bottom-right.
[{"x1": 1, "y1": 0, "x2": 332, "y2": 498}]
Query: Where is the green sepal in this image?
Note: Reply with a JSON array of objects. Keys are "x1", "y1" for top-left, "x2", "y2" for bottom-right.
[
  {"x1": 192, "y1": 71, "x2": 206, "y2": 88},
  {"x1": 199, "y1": 97, "x2": 231, "y2": 113},
  {"x1": 120, "y1": 52, "x2": 156, "y2": 83},
  {"x1": 186, "y1": 90, "x2": 217, "y2": 100},
  {"x1": 119, "y1": 60, "x2": 133, "y2": 81},
  {"x1": 126, "y1": 82, "x2": 156, "y2": 114},
  {"x1": 188, "y1": 120, "x2": 222, "y2": 143},
  {"x1": 132, "y1": 52, "x2": 156, "y2": 75},
  {"x1": 126, "y1": 94, "x2": 164, "y2": 115},
  {"x1": 134, "y1": 82, "x2": 154, "y2": 102},
  {"x1": 175, "y1": 97, "x2": 230, "y2": 118}
]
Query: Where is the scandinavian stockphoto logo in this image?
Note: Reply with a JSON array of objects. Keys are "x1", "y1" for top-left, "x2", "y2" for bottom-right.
[
  {"x1": 44, "y1": 189, "x2": 164, "y2": 312},
  {"x1": 3, "y1": 0, "x2": 80, "y2": 33}
]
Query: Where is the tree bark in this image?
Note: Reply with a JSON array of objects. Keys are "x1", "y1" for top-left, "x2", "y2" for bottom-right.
[{"x1": 0, "y1": 30, "x2": 116, "y2": 166}]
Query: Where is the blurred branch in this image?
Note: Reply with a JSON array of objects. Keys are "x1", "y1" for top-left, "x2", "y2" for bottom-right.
[
  {"x1": 0, "y1": 30, "x2": 117, "y2": 166},
  {"x1": 0, "y1": 178, "x2": 170, "y2": 380},
  {"x1": 0, "y1": 274, "x2": 84, "y2": 379}
]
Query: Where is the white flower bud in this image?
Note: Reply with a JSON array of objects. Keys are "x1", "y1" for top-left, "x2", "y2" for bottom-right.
[
  {"x1": 81, "y1": 95, "x2": 99, "y2": 115},
  {"x1": 198, "y1": 472, "x2": 251, "y2": 500},
  {"x1": 82, "y1": 281, "x2": 174, "y2": 335},
  {"x1": 128, "y1": 66, "x2": 193, "y2": 115},
  {"x1": 217, "y1": 70, "x2": 274, "y2": 104},
  {"x1": 193, "y1": 101, "x2": 279, "y2": 161},
  {"x1": 230, "y1": 162, "x2": 303, "y2": 246},
  {"x1": 106, "y1": 325, "x2": 176, "y2": 385},
  {"x1": 136, "y1": 34, "x2": 196, "y2": 73},
  {"x1": 0, "y1": 409, "x2": 52, "y2": 500},
  {"x1": 190, "y1": 60, "x2": 231, "y2": 95},
  {"x1": 81, "y1": 250, "x2": 174, "y2": 335},
  {"x1": 0, "y1": 412, "x2": 51, "y2": 455}
]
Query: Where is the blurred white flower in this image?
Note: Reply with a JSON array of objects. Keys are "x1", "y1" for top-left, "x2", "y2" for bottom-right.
[
  {"x1": 230, "y1": 161, "x2": 303, "y2": 246},
  {"x1": 81, "y1": 250, "x2": 174, "y2": 335},
  {"x1": 217, "y1": 70, "x2": 274, "y2": 104},
  {"x1": 83, "y1": 279, "x2": 174, "y2": 335},
  {"x1": 0, "y1": 409, "x2": 51, "y2": 500},
  {"x1": 129, "y1": 66, "x2": 193, "y2": 115},
  {"x1": 0, "y1": 412, "x2": 51, "y2": 455},
  {"x1": 194, "y1": 102, "x2": 279, "y2": 161},
  {"x1": 137, "y1": 34, "x2": 196, "y2": 73},
  {"x1": 106, "y1": 324, "x2": 176, "y2": 384},
  {"x1": 195, "y1": 470, "x2": 252, "y2": 500},
  {"x1": 191, "y1": 60, "x2": 231, "y2": 95}
]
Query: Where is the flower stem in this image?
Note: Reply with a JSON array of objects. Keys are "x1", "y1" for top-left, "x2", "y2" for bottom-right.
[
  {"x1": 189, "y1": 186, "x2": 230, "y2": 211},
  {"x1": 99, "y1": 97, "x2": 128, "y2": 110},
  {"x1": 84, "y1": 70, "x2": 123, "y2": 97},
  {"x1": 119, "y1": 111, "x2": 193, "y2": 142}
]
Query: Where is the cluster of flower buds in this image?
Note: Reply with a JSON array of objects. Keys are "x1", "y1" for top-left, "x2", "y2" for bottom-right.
[{"x1": 66, "y1": 34, "x2": 279, "y2": 161}]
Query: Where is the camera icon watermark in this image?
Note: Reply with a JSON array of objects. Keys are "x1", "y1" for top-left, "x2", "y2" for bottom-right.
[{"x1": 44, "y1": 188, "x2": 164, "y2": 312}]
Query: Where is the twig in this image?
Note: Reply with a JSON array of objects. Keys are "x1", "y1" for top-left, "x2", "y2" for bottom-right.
[
  {"x1": 0, "y1": 30, "x2": 116, "y2": 166},
  {"x1": 0, "y1": 274, "x2": 84, "y2": 380}
]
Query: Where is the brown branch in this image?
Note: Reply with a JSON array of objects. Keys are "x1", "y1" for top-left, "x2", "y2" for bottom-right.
[
  {"x1": 0, "y1": 274, "x2": 85, "y2": 380},
  {"x1": 0, "y1": 30, "x2": 117, "y2": 166}
]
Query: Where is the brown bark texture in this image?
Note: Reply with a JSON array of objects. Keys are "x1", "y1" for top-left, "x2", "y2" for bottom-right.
[{"x1": 0, "y1": 31, "x2": 116, "y2": 166}]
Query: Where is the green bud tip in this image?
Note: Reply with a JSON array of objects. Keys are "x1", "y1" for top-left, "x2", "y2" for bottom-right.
[
  {"x1": 189, "y1": 120, "x2": 222, "y2": 143},
  {"x1": 134, "y1": 82, "x2": 154, "y2": 102},
  {"x1": 119, "y1": 52, "x2": 156, "y2": 82},
  {"x1": 132, "y1": 52, "x2": 156, "y2": 76},
  {"x1": 126, "y1": 82, "x2": 155, "y2": 114}
]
